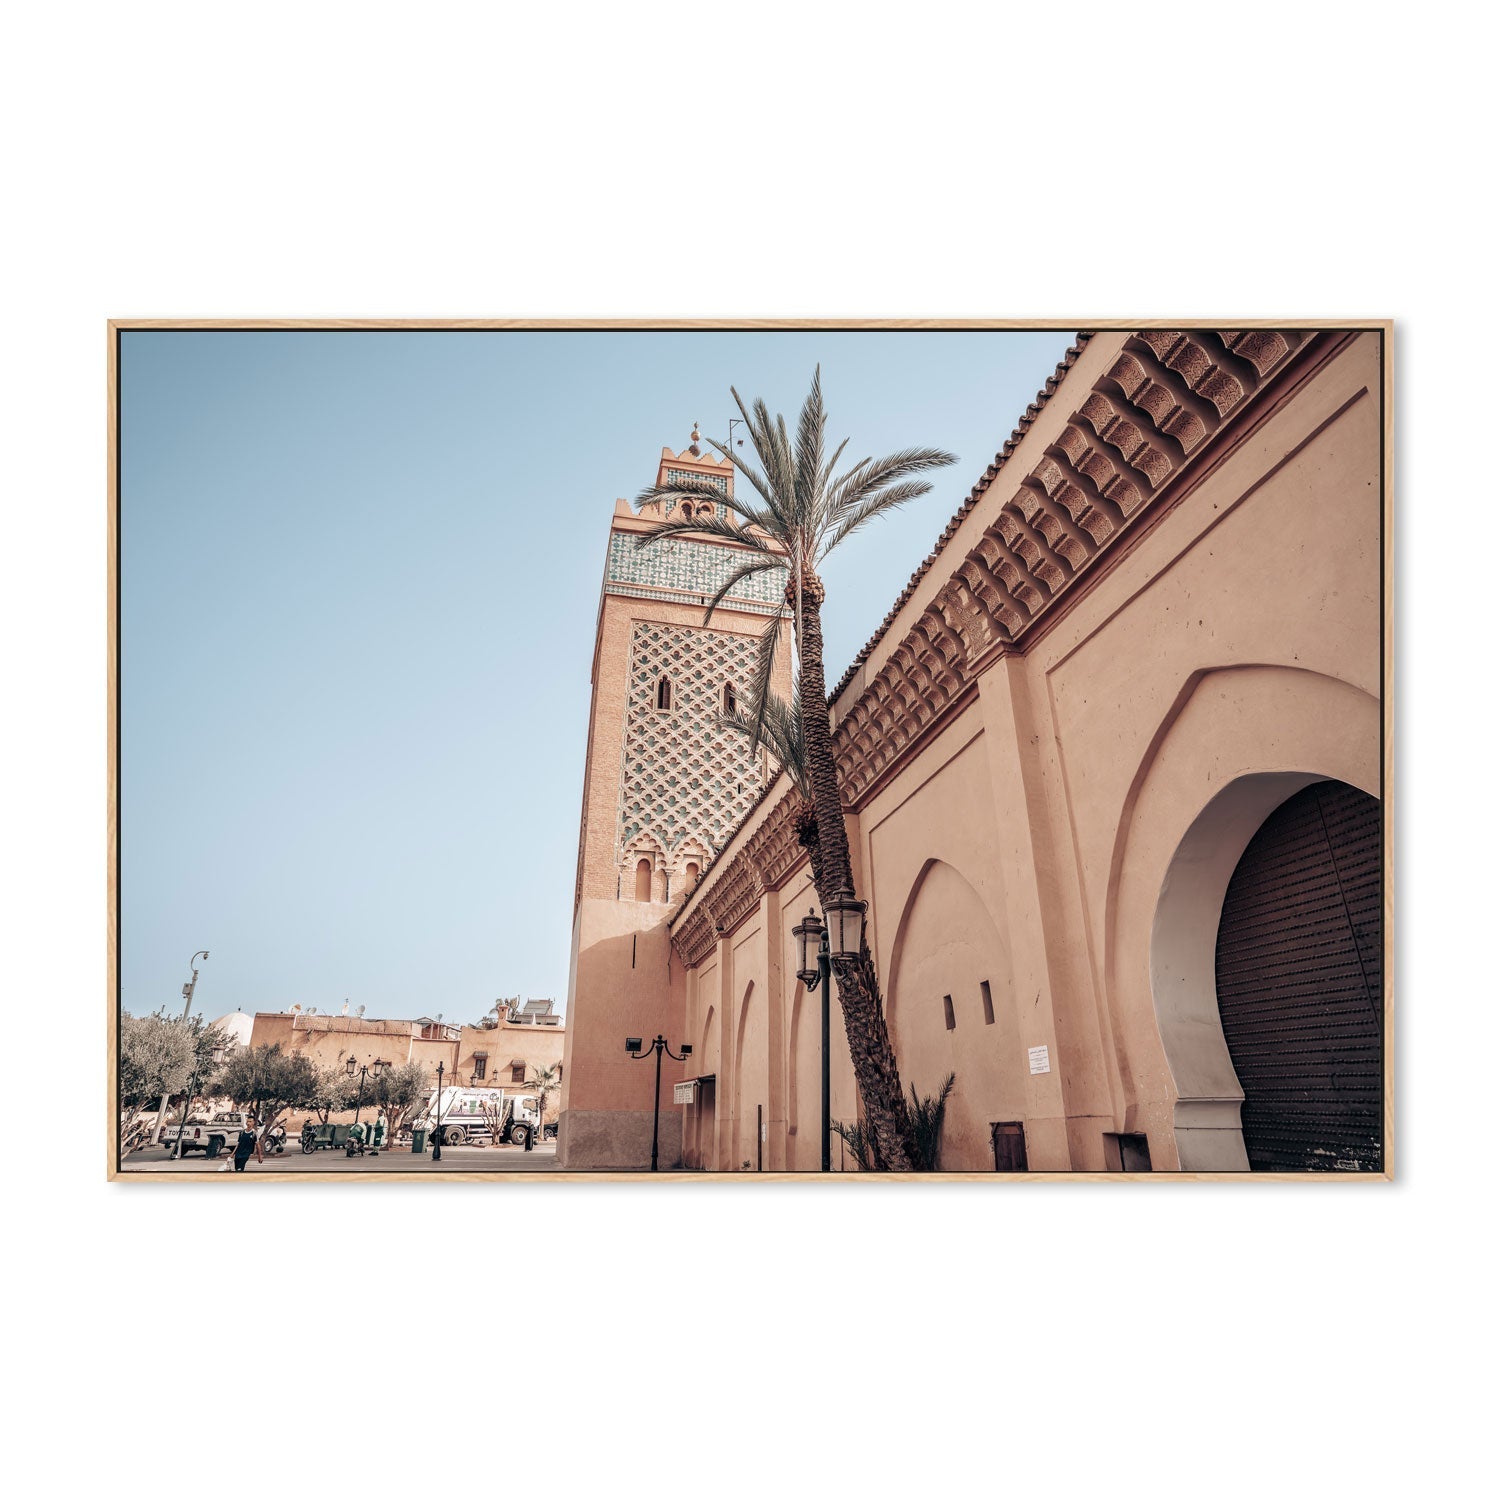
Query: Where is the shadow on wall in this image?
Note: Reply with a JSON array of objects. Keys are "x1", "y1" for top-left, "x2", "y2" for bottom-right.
[
  {"x1": 560, "y1": 917, "x2": 681, "y2": 1169},
  {"x1": 886, "y1": 858, "x2": 1023, "y2": 1171}
]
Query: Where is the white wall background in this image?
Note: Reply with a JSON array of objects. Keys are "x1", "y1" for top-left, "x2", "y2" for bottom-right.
[{"x1": 0, "y1": 3, "x2": 1487, "y2": 1496}]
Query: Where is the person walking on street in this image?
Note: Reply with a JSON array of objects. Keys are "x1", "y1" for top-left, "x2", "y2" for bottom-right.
[{"x1": 228, "y1": 1111, "x2": 265, "y2": 1172}]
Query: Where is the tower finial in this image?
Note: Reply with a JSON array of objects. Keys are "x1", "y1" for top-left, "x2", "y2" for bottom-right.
[{"x1": 689, "y1": 422, "x2": 701, "y2": 457}]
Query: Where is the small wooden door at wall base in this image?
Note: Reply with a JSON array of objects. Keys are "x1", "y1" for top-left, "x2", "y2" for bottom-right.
[{"x1": 992, "y1": 1122, "x2": 1028, "y2": 1172}]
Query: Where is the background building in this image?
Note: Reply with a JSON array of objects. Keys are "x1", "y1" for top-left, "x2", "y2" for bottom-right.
[
  {"x1": 248, "y1": 1000, "x2": 566, "y2": 1120},
  {"x1": 559, "y1": 329, "x2": 1386, "y2": 1172}
]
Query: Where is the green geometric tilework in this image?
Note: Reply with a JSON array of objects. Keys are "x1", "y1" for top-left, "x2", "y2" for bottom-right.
[
  {"x1": 664, "y1": 468, "x2": 728, "y2": 497},
  {"x1": 605, "y1": 533, "x2": 787, "y2": 610},
  {"x1": 616, "y1": 622, "x2": 767, "y2": 861}
]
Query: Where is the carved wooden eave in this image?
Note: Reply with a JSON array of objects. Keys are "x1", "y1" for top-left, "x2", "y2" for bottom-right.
[{"x1": 670, "y1": 330, "x2": 1324, "y2": 965}]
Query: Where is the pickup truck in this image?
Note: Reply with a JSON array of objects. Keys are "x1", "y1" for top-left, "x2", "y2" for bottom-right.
[{"x1": 161, "y1": 1110, "x2": 254, "y2": 1158}]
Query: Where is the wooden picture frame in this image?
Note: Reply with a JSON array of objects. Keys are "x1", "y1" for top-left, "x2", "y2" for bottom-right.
[{"x1": 108, "y1": 319, "x2": 1394, "y2": 1183}]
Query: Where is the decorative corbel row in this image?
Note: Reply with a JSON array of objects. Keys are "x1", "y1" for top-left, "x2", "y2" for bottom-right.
[{"x1": 830, "y1": 330, "x2": 1306, "y2": 808}]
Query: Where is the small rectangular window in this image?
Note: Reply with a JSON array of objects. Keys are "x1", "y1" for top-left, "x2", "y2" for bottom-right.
[
  {"x1": 472, "y1": 1056, "x2": 486, "y2": 1081},
  {"x1": 942, "y1": 995, "x2": 955, "y2": 1030},
  {"x1": 511, "y1": 1063, "x2": 526, "y2": 1084},
  {"x1": 980, "y1": 980, "x2": 995, "y2": 1026}
]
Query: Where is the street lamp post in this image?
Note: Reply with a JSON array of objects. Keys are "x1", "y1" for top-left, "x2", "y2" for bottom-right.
[
  {"x1": 172, "y1": 1040, "x2": 226, "y2": 1161},
  {"x1": 794, "y1": 909, "x2": 832, "y2": 1172},
  {"x1": 431, "y1": 1060, "x2": 445, "y2": 1163},
  {"x1": 625, "y1": 1034, "x2": 693, "y2": 1172},
  {"x1": 344, "y1": 1056, "x2": 387, "y2": 1154},
  {"x1": 794, "y1": 891, "x2": 866, "y2": 1173},
  {"x1": 157, "y1": 949, "x2": 209, "y2": 1145},
  {"x1": 180, "y1": 950, "x2": 210, "y2": 1022}
]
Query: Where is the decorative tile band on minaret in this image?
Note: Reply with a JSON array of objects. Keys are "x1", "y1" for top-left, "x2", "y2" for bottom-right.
[{"x1": 602, "y1": 531, "x2": 785, "y2": 612}]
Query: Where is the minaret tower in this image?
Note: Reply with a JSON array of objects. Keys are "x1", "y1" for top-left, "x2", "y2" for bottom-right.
[{"x1": 557, "y1": 430, "x2": 790, "y2": 1168}]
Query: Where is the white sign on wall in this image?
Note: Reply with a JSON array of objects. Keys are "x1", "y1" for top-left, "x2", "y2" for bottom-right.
[
  {"x1": 673, "y1": 1081, "x2": 697, "y2": 1105},
  {"x1": 1028, "y1": 1045, "x2": 1051, "y2": 1076}
]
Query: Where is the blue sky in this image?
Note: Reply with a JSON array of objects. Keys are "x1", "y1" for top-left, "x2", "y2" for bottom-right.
[{"x1": 119, "y1": 328, "x2": 1077, "y2": 1024}]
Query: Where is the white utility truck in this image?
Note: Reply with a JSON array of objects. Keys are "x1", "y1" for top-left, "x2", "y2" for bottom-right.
[
  {"x1": 411, "y1": 1088, "x2": 540, "y2": 1146},
  {"x1": 160, "y1": 1109, "x2": 254, "y2": 1158}
]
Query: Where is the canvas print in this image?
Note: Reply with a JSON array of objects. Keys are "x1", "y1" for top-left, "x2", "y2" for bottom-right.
[{"x1": 110, "y1": 323, "x2": 1390, "y2": 1177}]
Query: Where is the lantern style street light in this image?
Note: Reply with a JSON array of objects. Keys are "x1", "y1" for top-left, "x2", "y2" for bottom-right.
[
  {"x1": 625, "y1": 1034, "x2": 693, "y2": 1172},
  {"x1": 793, "y1": 908, "x2": 832, "y2": 1172},
  {"x1": 823, "y1": 889, "x2": 868, "y2": 961},
  {"x1": 344, "y1": 1056, "x2": 388, "y2": 1149}
]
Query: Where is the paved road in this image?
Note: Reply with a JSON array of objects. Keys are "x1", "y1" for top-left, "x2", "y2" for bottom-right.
[{"x1": 121, "y1": 1141, "x2": 560, "y2": 1174}]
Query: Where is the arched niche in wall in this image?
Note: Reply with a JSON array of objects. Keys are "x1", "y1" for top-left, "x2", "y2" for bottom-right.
[
  {"x1": 731, "y1": 980, "x2": 756, "y2": 1168},
  {"x1": 885, "y1": 858, "x2": 1020, "y2": 1171},
  {"x1": 786, "y1": 980, "x2": 823, "y2": 1172},
  {"x1": 1105, "y1": 664, "x2": 1380, "y2": 1172},
  {"x1": 699, "y1": 1003, "x2": 717, "y2": 1071}
]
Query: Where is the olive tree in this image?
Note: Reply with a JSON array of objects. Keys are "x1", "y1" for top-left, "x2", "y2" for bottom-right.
[
  {"x1": 214, "y1": 1043, "x2": 320, "y2": 1143},
  {"x1": 372, "y1": 1060, "x2": 431, "y2": 1138}
]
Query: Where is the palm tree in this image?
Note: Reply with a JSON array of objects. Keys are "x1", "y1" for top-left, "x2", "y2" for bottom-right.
[
  {"x1": 834, "y1": 1073, "x2": 957, "y2": 1171},
  {"x1": 528, "y1": 1062, "x2": 561, "y2": 1133},
  {"x1": 635, "y1": 369, "x2": 956, "y2": 1169}
]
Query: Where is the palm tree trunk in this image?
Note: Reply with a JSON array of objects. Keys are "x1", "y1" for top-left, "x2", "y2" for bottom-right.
[{"x1": 796, "y1": 576, "x2": 914, "y2": 1170}]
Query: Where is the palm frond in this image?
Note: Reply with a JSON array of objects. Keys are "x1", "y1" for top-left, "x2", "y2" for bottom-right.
[
  {"x1": 699, "y1": 558, "x2": 783, "y2": 625},
  {"x1": 825, "y1": 446, "x2": 958, "y2": 519},
  {"x1": 817, "y1": 435, "x2": 852, "y2": 500},
  {"x1": 632, "y1": 514, "x2": 773, "y2": 553},
  {"x1": 636, "y1": 473, "x2": 779, "y2": 536},
  {"x1": 719, "y1": 690, "x2": 808, "y2": 799},
  {"x1": 830, "y1": 1115, "x2": 877, "y2": 1171},
  {"x1": 724, "y1": 387, "x2": 793, "y2": 533},
  {"x1": 794, "y1": 365, "x2": 826, "y2": 524},
  {"x1": 744, "y1": 390, "x2": 798, "y2": 524},
  {"x1": 906, "y1": 1072, "x2": 958, "y2": 1171},
  {"x1": 634, "y1": 474, "x2": 729, "y2": 508},
  {"x1": 703, "y1": 439, "x2": 783, "y2": 530},
  {"x1": 819, "y1": 479, "x2": 936, "y2": 559},
  {"x1": 755, "y1": 400, "x2": 796, "y2": 520},
  {"x1": 743, "y1": 610, "x2": 783, "y2": 750}
]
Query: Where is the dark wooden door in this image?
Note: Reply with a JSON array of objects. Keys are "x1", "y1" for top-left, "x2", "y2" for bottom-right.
[
  {"x1": 1214, "y1": 780, "x2": 1383, "y2": 1171},
  {"x1": 992, "y1": 1121, "x2": 1028, "y2": 1172}
]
